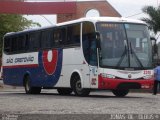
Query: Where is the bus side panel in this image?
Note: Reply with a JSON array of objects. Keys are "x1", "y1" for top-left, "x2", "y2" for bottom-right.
[
  {"x1": 3, "y1": 48, "x2": 63, "y2": 87},
  {"x1": 3, "y1": 67, "x2": 39, "y2": 86},
  {"x1": 55, "y1": 47, "x2": 91, "y2": 88},
  {"x1": 2, "y1": 52, "x2": 39, "y2": 86},
  {"x1": 3, "y1": 67, "x2": 24, "y2": 86},
  {"x1": 35, "y1": 48, "x2": 63, "y2": 87}
]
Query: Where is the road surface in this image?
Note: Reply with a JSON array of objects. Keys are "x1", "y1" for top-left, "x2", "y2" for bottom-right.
[{"x1": 0, "y1": 87, "x2": 160, "y2": 120}]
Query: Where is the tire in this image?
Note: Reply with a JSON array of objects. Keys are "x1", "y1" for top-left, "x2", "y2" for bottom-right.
[
  {"x1": 71, "y1": 74, "x2": 90, "y2": 97},
  {"x1": 57, "y1": 88, "x2": 72, "y2": 95},
  {"x1": 24, "y1": 76, "x2": 41, "y2": 94},
  {"x1": 112, "y1": 89, "x2": 129, "y2": 97}
]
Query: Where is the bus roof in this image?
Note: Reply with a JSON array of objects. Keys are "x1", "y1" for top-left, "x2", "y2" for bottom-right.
[
  {"x1": 57, "y1": 17, "x2": 146, "y2": 26},
  {"x1": 4, "y1": 17, "x2": 146, "y2": 37}
]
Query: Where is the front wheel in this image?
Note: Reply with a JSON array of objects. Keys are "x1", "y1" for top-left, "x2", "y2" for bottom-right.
[
  {"x1": 112, "y1": 89, "x2": 129, "y2": 97},
  {"x1": 24, "y1": 76, "x2": 41, "y2": 94},
  {"x1": 71, "y1": 75, "x2": 90, "y2": 97}
]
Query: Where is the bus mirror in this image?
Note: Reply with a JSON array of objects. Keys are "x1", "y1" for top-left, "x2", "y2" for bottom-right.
[
  {"x1": 150, "y1": 37, "x2": 156, "y2": 46},
  {"x1": 150, "y1": 37, "x2": 158, "y2": 54},
  {"x1": 95, "y1": 32, "x2": 101, "y2": 48}
]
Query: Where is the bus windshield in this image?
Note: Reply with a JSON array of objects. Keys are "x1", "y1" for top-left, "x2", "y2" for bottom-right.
[{"x1": 96, "y1": 22, "x2": 152, "y2": 70}]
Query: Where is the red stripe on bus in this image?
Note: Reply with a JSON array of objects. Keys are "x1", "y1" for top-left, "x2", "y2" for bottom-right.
[{"x1": 3, "y1": 64, "x2": 39, "y2": 69}]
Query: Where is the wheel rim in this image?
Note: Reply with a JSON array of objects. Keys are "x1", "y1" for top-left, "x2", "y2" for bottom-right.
[{"x1": 76, "y1": 80, "x2": 82, "y2": 92}]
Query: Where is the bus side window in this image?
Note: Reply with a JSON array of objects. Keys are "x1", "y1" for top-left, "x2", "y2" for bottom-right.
[
  {"x1": 25, "y1": 34, "x2": 30, "y2": 51},
  {"x1": 72, "y1": 24, "x2": 80, "y2": 45},
  {"x1": 4, "y1": 37, "x2": 11, "y2": 53},
  {"x1": 53, "y1": 29, "x2": 60, "y2": 47},
  {"x1": 60, "y1": 27, "x2": 66, "y2": 46},
  {"x1": 52, "y1": 28, "x2": 65, "y2": 48},
  {"x1": 65, "y1": 23, "x2": 80, "y2": 46},
  {"x1": 4, "y1": 35, "x2": 28, "y2": 54},
  {"x1": 29, "y1": 32, "x2": 40, "y2": 51},
  {"x1": 18, "y1": 35, "x2": 27, "y2": 52},
  {"x1": 66, "y1": 26, "x2": 72, "y2": 45},
  {"x1": 11, "y1": 37, "x2": 18, "y2": 53},
  {"x1": 41, "y1": 30, "x2": 52, "y2": 49}
]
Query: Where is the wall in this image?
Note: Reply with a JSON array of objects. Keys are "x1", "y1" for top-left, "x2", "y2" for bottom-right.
[{"x1": 57, "y1": 0, "x2": 121, "y2": 23}]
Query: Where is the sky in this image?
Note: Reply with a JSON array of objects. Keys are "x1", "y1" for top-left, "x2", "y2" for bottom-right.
[{"x1": 108, "y1": 0, "x2": 158, "y2": 18}]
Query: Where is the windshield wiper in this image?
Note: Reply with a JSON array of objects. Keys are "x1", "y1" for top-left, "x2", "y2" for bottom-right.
[
  {"x1": 116, "y1": 44, "x2": 127, "y2": 68},
  {"x1": 130, "y1": 42, "x2": 144, "y2": 69}
]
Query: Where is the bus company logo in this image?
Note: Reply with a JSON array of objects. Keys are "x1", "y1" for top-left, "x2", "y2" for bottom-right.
[
  {"x1": 128, "y1": 74, "x2": 132, "y2": 79},
  {"x1": 42, "y1": 50, "x2": 58, "y2": 75}
]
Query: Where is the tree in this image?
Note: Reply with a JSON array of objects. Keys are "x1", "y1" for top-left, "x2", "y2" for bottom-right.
[
  {"x1": 142, "y1": 6, "x2": 160, "y2": 34},
  {"x1": 0, "y1": 14, "x2": 41, "y2": 57}
]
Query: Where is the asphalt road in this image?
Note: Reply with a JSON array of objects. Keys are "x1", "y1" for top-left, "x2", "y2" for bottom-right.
[{"x1": 0, "y1": 87, "x2": 160, "y2": 120}]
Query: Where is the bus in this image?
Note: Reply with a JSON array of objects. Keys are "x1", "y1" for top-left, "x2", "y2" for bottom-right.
[{"x1": 2, "y1": 17, "x2": 154, "y2": 97}]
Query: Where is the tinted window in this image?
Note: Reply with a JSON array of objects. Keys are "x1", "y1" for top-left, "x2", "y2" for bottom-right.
[
  {"x1": 82, "y1": 22, "x2": 97, "y2": 66},
  {"x1": 41, "y1": 30, "x2": 53, "y2": 49},
  {"x1": 53, "y1": 28, "x2": 66, "y2": 47},
  {"x1": 18, "y1": 35, "x2": 27, "y2": 51},
  {"x1": 4, "y1": 34, "x2": 29, "y2": 54},
  {"x1": 4, "y1": 24, "x2": 81, "y2": 54},
  {"x1": 65, "y1": 24, "x2": 80, "y2": 46},
  {"x1": 29, "y1": 32, "x2": 40, "y2": 51},
  {"x1": 4, "y1": 37, "x2": 11, "y2": 53},
  {"x1": 11, "y1": 37, "x2": 18, "y2": 52}
]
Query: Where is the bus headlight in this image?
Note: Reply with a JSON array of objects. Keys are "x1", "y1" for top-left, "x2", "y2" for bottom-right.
[{"x1": 101, "y1": 73, "x2": 115, "y2": 79}]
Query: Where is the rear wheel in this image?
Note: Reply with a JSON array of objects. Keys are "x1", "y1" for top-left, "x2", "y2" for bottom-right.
[
  {"x1": 57, "y1": 88, "x2": 72, "y2": 95},
  {"x1": 24, "y1": 76, "x2": 41, "y2": 94},
  {"x1": 112, "y1": 89, "x2": 129, "y2": 97},
  {"x1": 71, "y1": 74, "x2": 90, "y2": 97}
]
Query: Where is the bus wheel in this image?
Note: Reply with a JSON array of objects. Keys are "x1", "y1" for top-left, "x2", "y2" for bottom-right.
[
  {"x1": 57, "y1": 88, "x2": 72, "y2": 95},
  {"x1": 71, "y1": 75, "x2": 90, "y2": 97},
  {"x1": 112, "y1": 89, "x2": 129, "y2": 97},
  {"x1": 24, "y1": 76, "x2": 41, "y2": 94}
]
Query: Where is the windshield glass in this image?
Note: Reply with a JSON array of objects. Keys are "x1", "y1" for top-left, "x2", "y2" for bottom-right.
[{"x1": 96, "y1": 22, "x2": 152, "y2": 69}]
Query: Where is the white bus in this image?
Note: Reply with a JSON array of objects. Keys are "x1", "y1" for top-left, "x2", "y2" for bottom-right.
[{"x1": 2, "y1": 17, "x2": 154, "y2": 97}]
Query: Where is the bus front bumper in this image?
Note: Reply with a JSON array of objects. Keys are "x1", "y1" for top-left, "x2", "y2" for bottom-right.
[{"x1": 98, "y1": 75, "x2": 154, "y2": 90}]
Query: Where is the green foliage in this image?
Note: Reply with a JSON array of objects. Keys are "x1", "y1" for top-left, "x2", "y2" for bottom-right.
[
  {"x1": 142, "y1": 6, "x2": 160, "y2": 34},
  {"x1": 0, "y1": 14, "x2": 41, "y2": 57}
]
